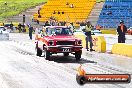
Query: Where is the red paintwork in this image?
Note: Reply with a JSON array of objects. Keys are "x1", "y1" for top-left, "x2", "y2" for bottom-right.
[
  {"x1": 44, "y1": 35, "x2": 80, "y2": 41},
  {"x1": 37, "y1": 35, "x2": 82, "y2": 53}
]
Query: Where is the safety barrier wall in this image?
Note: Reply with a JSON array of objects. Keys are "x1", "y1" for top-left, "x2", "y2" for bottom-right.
[
  {"x1": 74, "y1": 32, "x2": 106, "y2": 53},
  {"x1": 92, "y1": 35, "x2": 106, "y2": 53},
  {"x1": 112, "y1": 43, "x2": 132, "y2": 57}
]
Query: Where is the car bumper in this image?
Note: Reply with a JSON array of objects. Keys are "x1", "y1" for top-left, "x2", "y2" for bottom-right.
[{"x1": 45, "y1": 45, "x2": 82, "y2": 53}]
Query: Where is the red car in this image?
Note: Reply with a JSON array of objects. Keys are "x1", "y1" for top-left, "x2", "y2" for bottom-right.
[
  {"x1": 127, "y1": 27, "x2": 132, "y2": 35},
  {"x1": 35, "y1": 26, "x2": 82, "y2": 61}
]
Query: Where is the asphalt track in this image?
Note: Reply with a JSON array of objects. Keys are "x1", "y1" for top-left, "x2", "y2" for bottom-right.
[{"x1": 0, "y1": 33, "x2": 132, "y2": 88}]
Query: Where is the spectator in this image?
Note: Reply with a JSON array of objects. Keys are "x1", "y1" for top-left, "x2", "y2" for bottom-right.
[
  {"x1": 76, "y1": 21, "x2": 80, "y2": 24},
  {"x1": 38, "y1": 14, "x2": 41, "y2": 18},
  {"x1": 35, "y1": 27, "x2": 39, "y2": 40},
  {"x1": 29, "y1": 26, "x2": 33, "y2": 40},
  {"x1": 58, "y1": 11, "x2": 60, "y2": 14},
  {"x1": 109, "y1": 11, "x2": 112, "y2": 15},
  {"x1": 54, "y1": 20, "x2": 59, "y2": 26},
  {"x1": 58, "y1": 21, "x2": 61, "y2": 26},
  {"x1": 79, "y1": 21, "x2": 86, "y2": 30},
  {"x1": 60, "y1": 21, "x2": 66, "y2": 26},
  {"x1": 38, "y1": 7, "x2": 41, "y2": 14},
  {"x1": 10, "y1": 22, "x2": 13, "y2": 31},
  {"x1": 103, "y1": 12, "x2": 105, "y2": 15},
  {"x1": 62, "y1": 11, "x2": 64, "y2": 14},
  {"x1": 105, "y1": 5, "x2": 107, "y2": 8},
  {"x1": 66, "y1": 2, "x2": 69, "y2": 5},
  {"x1": 63, "y1": 21, "x2": 66, "y2": 26},
  {"x1": 80, "y1": 21, "x2": 86, "y2": 26},
  {"x1": 18, "y1": 23, "x2": 22, "y2": 33},
  {"x1": 50, "y1": 16, "x2": 55, "y2": 20},
  {"x1": 96, "y1": 25, "x2": 102, "y2": 31},
  {"x1": 44, "y1": 21, "x2": 51, "y2": 26},
  {"x1": 51, "y1": 20, "x2": 55, "y2": 26},
  {"x1": 107, "y1": 11, "x2": 112, "y2": 15},
  {"x1": 108, "y1": 5, "x2": 112, "y2": 8},
  {"x1": 41, "y1": 26, "x2": 47, "y2": 36},
  {"x1": 37, "y1": 20, "x2": 39, "y2": 24},
  {"x1": 117, "y1": 20, "x2": 127, "y2": 43},
  {"x1": 70, "y1": 4, "x2": 74, "y2": 8},
  {"x1": 22, "y1": 24, "x2": 26, "y2": 32},
  {"x1": 2, "y1": 23, "x2": 4, "y2": 26},
  {"x1": 53, "y1": 11, "x2": 56, "y2": 14},
  {"x1": 82, "y1": 21, "x2": 94, "y2": 51},
  {"x1": 67, "y1": 22, "x2": 74, "y2": 33}
]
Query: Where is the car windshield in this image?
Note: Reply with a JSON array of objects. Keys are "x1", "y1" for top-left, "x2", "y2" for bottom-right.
[{"x1": 46, "y1": 27, "x2": 72, "y2": 36}]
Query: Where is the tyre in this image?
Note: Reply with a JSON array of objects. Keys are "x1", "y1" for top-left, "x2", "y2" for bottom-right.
[
  {"x1": 36, "y1": 47, "x2": 42, "y2": 56},
  {"x1": 63, "y1": 53, "x2": 69, "y2": 56},
  {"x1": 44, "y1": 49, "x2": 50, "y2": 60},
  {"x1": 75, "y1": 51, "x2": 82, "y2": 61}
]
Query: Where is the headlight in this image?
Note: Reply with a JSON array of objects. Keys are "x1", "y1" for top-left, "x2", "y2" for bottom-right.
[
  {"x1": 48, "y1": 40, "x2": 54, "y2": 46},
  {"x1": 76, "y1": 41, "x2": 82, "y2": 45},
  {"x1": 78, "y1": 41, "x2": 82, "y2": 45}
]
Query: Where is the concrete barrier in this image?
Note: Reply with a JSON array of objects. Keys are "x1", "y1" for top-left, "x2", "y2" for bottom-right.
[
  {"x1": 92, "y1": 35, "x2": 106, "y2": 53},
  {"x1": 112, "y1": 43, "x2": 132, "y2": 57},
  {"x1": 74, "y1": 32, "x2": 106, "y2": 53}
]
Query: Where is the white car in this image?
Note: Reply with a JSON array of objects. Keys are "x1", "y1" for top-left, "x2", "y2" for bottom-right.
[{"x1": 0, "y1": 26, "x2": 9, "y2": 40}]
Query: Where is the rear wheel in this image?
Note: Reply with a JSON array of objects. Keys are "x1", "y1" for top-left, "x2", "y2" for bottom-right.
[
  {"x1": 63, "y1": 53, "x2": 69, "y2": 56},
  {"x1": 36, "y1": 47, "x2": 42, "y2": 56},
  {"x1": 75, "y1": 51, "x2": 82, "y2": 61},
  {"x1": 44, "y1": 49, "x2": 50, "y2": 60}
]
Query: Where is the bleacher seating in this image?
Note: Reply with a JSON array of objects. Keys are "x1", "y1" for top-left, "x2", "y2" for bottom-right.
[
  {"x1": 33, "y1": 0, "x2": 96, "y2": 25},
  {"x1": 97, "y1": 0, "x2": 132, "y2": 28}
]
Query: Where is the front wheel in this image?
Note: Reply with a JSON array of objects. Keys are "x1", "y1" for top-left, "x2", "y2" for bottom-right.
[
  {"x1": 44, "y1": 49, "x2": 50, "y2": 60},
  {"x1": 75, "y1": 51, "x2": 82, "y2": 61}
]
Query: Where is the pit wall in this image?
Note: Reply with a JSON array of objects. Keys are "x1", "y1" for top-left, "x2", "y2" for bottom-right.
[
  {"x1": 74, "y1": 32, "x2": 132, "y2": 58},
  {"x1": 112, "y1": 43, "x2": 132, "y2": 57}
]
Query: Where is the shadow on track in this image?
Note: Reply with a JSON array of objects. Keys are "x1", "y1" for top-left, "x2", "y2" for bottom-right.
[{"x1": 46, "y1": 54, "x2": 97, "y2": 64}]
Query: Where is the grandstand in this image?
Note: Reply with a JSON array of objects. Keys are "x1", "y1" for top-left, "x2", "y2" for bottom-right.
[
  {"x1": 97, "y1": 0, "x2": 132, "y2": 28},
  {"x1": 34, "y1": 0, "x2": 132, "y2": 28},
  {"x1": 33, "y1": 0, "x2": 96, "y2": 25}
]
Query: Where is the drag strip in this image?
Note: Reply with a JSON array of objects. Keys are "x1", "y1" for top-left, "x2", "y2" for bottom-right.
[{"x1": 0, "y1": 33, "x2": 131, "y2": 88}]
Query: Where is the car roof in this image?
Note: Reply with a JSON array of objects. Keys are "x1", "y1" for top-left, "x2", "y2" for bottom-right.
[{"x1": 45, "y1": 26, "x2": 68, "y2": 29}]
